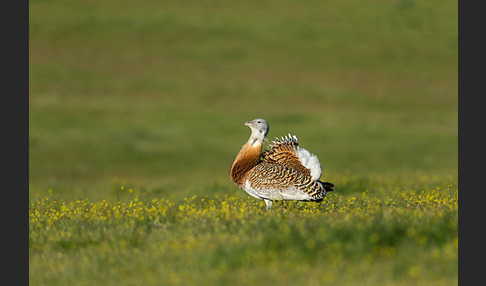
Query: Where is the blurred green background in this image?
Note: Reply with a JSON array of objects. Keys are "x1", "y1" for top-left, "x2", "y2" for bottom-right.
[{"x1": 29, "y1": 0, "x2": 457, "y2": 201}]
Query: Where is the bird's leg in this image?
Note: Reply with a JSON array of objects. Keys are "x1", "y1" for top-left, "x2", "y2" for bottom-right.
[{"x1": 264, "y1": 199, "x2": 273, "y2": 211}]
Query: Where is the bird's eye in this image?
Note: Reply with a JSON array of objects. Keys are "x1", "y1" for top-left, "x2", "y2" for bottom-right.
[{"x1": 257, "y1": 121, "x2": 261, "y2": 123}]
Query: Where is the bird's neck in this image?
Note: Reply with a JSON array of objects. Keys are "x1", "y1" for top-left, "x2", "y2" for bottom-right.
[
  {"x1": 248, "y1": 130, "x2": 266, "y2": 147},
  {"x1": 230, "y1": 140, "x2": 263, "y2": 187}
]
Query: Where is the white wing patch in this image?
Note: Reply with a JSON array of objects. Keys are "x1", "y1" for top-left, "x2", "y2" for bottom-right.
[{"x1": 295, "y1": 146, "x2": 322, "y2": 181}]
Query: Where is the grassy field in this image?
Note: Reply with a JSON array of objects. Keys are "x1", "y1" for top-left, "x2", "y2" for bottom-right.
[
  {"x1": 29, "y1": 0, "x2": 457, "y2": 285},
  {"x1": 30, "y1": 185, "x2": 457, "y2": 285}
]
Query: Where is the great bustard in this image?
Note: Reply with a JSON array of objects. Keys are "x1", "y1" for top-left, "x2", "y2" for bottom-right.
[{"x1": 230, "y1": 118, "x2": 334, "y2": 210}]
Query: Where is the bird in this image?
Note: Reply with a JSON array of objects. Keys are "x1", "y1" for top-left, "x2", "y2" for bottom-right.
[{"x1": 229, "y1": 118, "x2": 334, "y2": 211}]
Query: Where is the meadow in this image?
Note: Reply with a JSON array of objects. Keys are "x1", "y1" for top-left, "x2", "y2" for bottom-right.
[{"x1": 29, "y1": 0, "x2": 457, "y2": 285}]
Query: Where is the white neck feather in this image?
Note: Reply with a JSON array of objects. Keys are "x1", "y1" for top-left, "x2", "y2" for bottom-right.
[{"x1": 248, "y1": 130, "x2": 266, "y2": 147}]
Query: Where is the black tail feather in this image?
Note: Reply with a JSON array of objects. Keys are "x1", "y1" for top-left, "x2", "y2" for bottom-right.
[{"x1": 320, "y1": 181, "x2": 334, "y2": 192}]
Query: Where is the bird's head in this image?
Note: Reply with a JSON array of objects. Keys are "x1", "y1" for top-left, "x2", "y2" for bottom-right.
[{"x1": 244, "y1": 118, "x2": 269, "y2": 143}]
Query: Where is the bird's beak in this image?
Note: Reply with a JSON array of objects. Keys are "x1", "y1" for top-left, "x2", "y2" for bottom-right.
[{"x1": 244, "y1": 121, "x2": 251, "y2": 126}]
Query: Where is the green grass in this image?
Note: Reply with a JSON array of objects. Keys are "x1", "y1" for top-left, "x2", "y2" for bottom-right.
[
  {"x1": 30, "y1": 0, "x2": 457, "y2": 285},
  {"x1": 30, "y1": 184, "x2": 457, "y2": 286}
]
